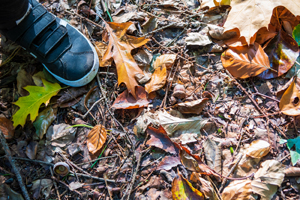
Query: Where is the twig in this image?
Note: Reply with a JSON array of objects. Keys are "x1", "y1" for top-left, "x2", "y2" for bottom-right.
[
  {"x1": 219, "y1": 154, "x2": 244, "y2": 192},
  {"x1": 77, "y1": 155, "x2": 118, "y2": 166},
  {"x1": 252, "y1": 92, "x2": 280, "y2": 102},
  {"x1": 142, "y1": 22, "x2": 177, "y2": 37},
  {"x1": 104, "y1": 173, "x2": 113, "y2": 200},
  {"x1": 65, "y1": 10, "x2": 104, "y2": 29},
  {"x1": 58, "y1": 152, "x2": 91, "y2": 176},
  {"x1": 50, "y1": 167, "x2": 61, "y2": 200},
  {"x1": 83, "y1": 97, "x2": 105, "y2": 118},
  {"x1": 0, "y1": 130, "x2": 30, "y2": 200},
  {"x1": 51, "y1": 176, "x2": 82, "y2": 197},
  {"x1": 74, "y1": 172, "x2": 123, "y2": 183},
  {"x1": 12, "y1": 157, "x2": 54, "y2": 166}
]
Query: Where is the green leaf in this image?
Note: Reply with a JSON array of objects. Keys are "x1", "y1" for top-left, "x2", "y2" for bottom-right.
[
  {"x1": 286, "y1": 136, "x2": 300, "y2": 166},
  {"x1": 293, "y1": 24, "x2": 300, "y2": 46},
  {"x1": 33, "y1": 106, "x2": 57, "y2": 140},
  {"x1": 12, "y1": 79, "x2": 61, "y2": 127}
]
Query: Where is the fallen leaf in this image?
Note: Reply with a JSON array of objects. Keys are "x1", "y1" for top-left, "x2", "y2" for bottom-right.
[
  {"x1": 46, "y1": 124, "x2": 77, "y2": 147},
  {"x1": 284, "y1": 167, "x2": 300, "y2": 176},
  {"x1": 178, "y1": 133, "x2": 198, "y2": 145},
  {"x1": 103, "y1": 21, "x2": 149, "y2": 97},
  {"x1": 33, "y1": 107, "x2": 57, "y2": 140},
  {"x1": 223, "y1": 0, "x2": 300, "y2": 44},
  {"x1": 279, "y1": 77, "x2": 300, "y2": 116},
  {"x1": 112, "y1": 5, "x2": 147, "y2": 23},
  {"x1": 145, "y1": 65, "x2": 167, "y2": 94},
  {"x1": 32, "y1": 71, "x2": 46, "y2": 87},
  {"x1": 176, "y1": 98, "x2": 209, "y2": 115},
  {"x1": 57, "y1": 87, "x2": 88, "y2": 106},
  {"x1": 112, "y1": 86, "x2": 149, "y2": 109},
  {"x1": 203, "y1": 137, "x2": 222, "y2": 174},
  {"x1": 172, "y1": 172, "x2": 204, "y2": 200},
  {"x1": 222, "y1": 180, "x2": 253, "y2": 200},
  {"x1": 16, "y1": 69, "x2": 34, "y2": 96},
  {"x1": 69, "y1": 182, "x2": 84, "y2": 191},
  {"x1": 12, "y1": 79, "x2": 61, "y2": 127},
  {"x1": 25, "y1": 141, "x2": 38, "y2": 159},
  {"x1": 153, "y1": 54, "x2": 177, "y2": 70},
  {"x1": 146, "y1": 125, "x2": 179, "y2": 154},
  {"x1": 257, "y1": 30, "x2": 299, "y2": 79},
  {"x1": 0, "y1": 117, "x2": 14, "y2": 139},
  {"x1": 185, "y1": 32, "x2": 212, "y2": 46},
  {"x1": 293, "y1": 24, "x2": 300, "y2": 45},
  {"x1": 254, "y1": 160, "x2": 284, "y2": 187},
  {"x1": 157, "y1": 156, "x2": 181, "y2": 170},
  {"x1": 87, "y1": 125, "x2": 107, "y2": 155},
  {"x1": 221, "y1": 43, "x2": 270, "y2": 79},
  {"x1": 95, "y1": 41, "x2": 112, "y2": 67},
  {"x1": 2, "y1": 184, "x2": 24, "y2": 200},
  {"x1": 142, "y1": 17, "x2": 158, "y2": 34},
  {"x1": 198, "y1": 177, "x2": 219, "y2": 200},
  {"x1": 286, "y1": 136, "x2": 300, "y2": 165},
  {"x1": 245, "y1": 140, "x2": 270, "y2": 158},
  {"x1": 251, "y1": 180, "x2": 278, "y2": 200},
  {"x1": 255, "y1": 27, "x2": 277, "y2": 45},
  {"x1": 32, "y1": 179, "x2": 53, "y2": 199}
]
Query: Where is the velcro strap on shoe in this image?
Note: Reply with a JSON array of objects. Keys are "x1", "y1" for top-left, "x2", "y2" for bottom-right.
[
  {"x1": 21, "y1": 13, "x2": 56, "y2": 49},
  {"x1": 6, "y1": 5, "x2": 46, "y2": 41},
  {"x1": 36, "y1": 25, "x2": 67, "y2": 58}
]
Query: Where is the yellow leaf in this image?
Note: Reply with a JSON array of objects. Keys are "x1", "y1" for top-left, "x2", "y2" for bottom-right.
[
  {"x1": 103, "y1": 22, "x2": 149, "y2": 98},
  {"x1": 224, "y1": 0, "x2": 300, "y2": 44},
  {"x1": 95, "y1": 41, "x2": 112, "y2": 67},
  {"x1": 172, "y1": 173, "x2": 204, "y2": 200},
  {"x1": 87, "y1": 125, "x2": 107, "y2": 155},
  {"x1": 12, "y1": 79, "x2": 61, "y2": 127},
  {"x1": 145, "y1": 66, "x2": 167, "y2": 94}
]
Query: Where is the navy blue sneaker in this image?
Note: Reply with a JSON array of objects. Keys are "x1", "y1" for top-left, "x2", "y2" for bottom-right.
[{"x1": 0, "y1": 0, "x2": 99, "y2": 87}]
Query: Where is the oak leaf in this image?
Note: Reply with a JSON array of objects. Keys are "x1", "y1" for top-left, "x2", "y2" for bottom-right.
[
  {"x1": 12, "y1": 79, "x2": 61, "y2": 127},
  {"x1": 87, "y1": 125, "x2": 107, "y2": 155},
  {"x1": 145, "y1": 65, "x2": 167, "y2": 94},
  {"x1": 224, "y1": 0, "x2": 300, "y2": 44},
  {"x1": 102, "y1": 22, "x2": 150, "y2": 97}
]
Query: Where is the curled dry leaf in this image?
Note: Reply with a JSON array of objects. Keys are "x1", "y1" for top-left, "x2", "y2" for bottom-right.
[
  {"x1": 176, "y1": 98, "x2": 209, "y2": 115},
  {"x1": 87, "y1": 125, "x2": 107, "y2": 155},
  {"x1": 254, "y1": 160, "x2": 284, "y2": 187},
  {"x1": 142, "y1": 16, "x2": 157, "y2": 34},
  {"x1": 25, "y1": 141, "x2": 38, "y2": 160},
  {"x1": 198, "y1": 177, "x2": 219, "y2": 200},
  {"x1": 279, "y1": 77, "x2": 300, "y2": 116},
  {"x1": 102, "y1": 21, "x2": 149, "y2": 97},
  {"x1": 245, "y1": 140, "x2": 270, "y2": 159},
  {"x1": 153, "y1": 54, "x2": 177, "y2": 70},
  {"x1": 257, "y1": 30, "x2": 299, "y2": 79},
  {"x1": 95, "y1": 41, "x2": 112, "y2": 67},
  {"x1": 222, "y1": 180, "x2": 253, "y2": 200},
  {"x1": 172, "y1": 172, "x2": 204, "y2": 200},
  {"x1": 284, "y1": 167, "x2": 300, "y2": 177},
  {"x1": 221, "y1": 43, "x2": 270, "y2": 79},
  {"x1": 146, "y1": 125, "x2": 179, "y2": 154},
  {"x1": 0, "y1": 117, "x2": 14, "y2": 139},
  {"x1": 145, "y1": 65, "x2": 167, "y2": 94},
  {"x1": 112, "y1": 86, "x2": 149, "y2": 109}
]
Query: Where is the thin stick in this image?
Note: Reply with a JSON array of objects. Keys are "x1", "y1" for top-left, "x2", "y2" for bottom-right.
[
  {"x1": 58, "y1": 152, "x2": 91, "y2": 176},
  {"x1": 219, "y1": 154, "x2": 244, "y2": 192},
  {"x1": 83, "y1": 97, "x2": 105, "y2": 118},
  {"x1": 0, "y1": 130, "x2": 30, "y2": 200},
  {"x1": 74, "y1": 172, "x2": 123, "y2": 183},
  {"x1": 77, "y1": 155, "x2": 118, "y2": 166},
  {"x1": 50, "y1": 167, "x2": 61, "y2": 200}
]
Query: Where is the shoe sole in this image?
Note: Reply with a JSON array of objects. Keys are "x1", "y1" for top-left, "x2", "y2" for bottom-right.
[{"x1": 42, "y1": 18, "x2": 99, "y2": 87}]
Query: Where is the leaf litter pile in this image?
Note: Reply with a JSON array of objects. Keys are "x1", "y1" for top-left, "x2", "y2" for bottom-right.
[{"x1": 2, "y1": 0, "x2": 300, "y2": 199}]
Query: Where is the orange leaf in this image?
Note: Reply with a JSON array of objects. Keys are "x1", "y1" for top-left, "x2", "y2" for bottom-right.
[
  {"x1": 95, "y1": 41, "x2": 112, "y2": 67},
  {"x1": 153, "y1": 54, "x2": 177, "y2": 70},
  {"x1": 0, "y1": 117, "x2": 14, "y2": 139},
  {"x1": 112, "y1": 86, "x2": 149, "y2": 109},
  {"x1": 172, "y1": 172, "x2": 204, "y2": 200},
  {"x1": 145, "y1": 66, "x2": 167, "y2": 94},
  {"x1": 102, "y1": 22, "x2": 150, "y2": 98},
  {"x1": 279, "y1": 77, "x2": 300, "y2": 116},
  {"x1": 221, "y1": 43, "x2": 270, "y2": 79},
  {"x1": 87, "y1": 125, "x2": 107, "y2": 155}
]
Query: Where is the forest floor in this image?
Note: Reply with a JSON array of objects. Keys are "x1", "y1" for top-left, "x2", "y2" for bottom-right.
[{"x1": 0, "y1": 0, "x2": 300, "y2": 199}]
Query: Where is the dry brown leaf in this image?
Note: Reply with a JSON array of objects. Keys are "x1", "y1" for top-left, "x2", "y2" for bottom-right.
[
  {"x1": 87, "y1": 125, "x2": 107, "y2": 155},
  {"x1": 145, "y1": 65, "x2": 167, "y2": 94},
  {"x1": 221, "y1": 43, "x2": 270, "y2": 79},
  {"x1": 0, "y1": 117, "x2": 14, "y2": 139},
  {"x1": 153, "y1": 54, "x2": 177, "y2": 70},
  {"x1": 223, "y1": 0, "x2": 300, "y2": 44},
  {"x1": 203, "y1": 137, "x2": 222, "y2": 174},
  {"x1": 279, "y1": 77, "x2": 300, "y2": 116},
  {"x1": 95, "y1": 41, "x2": 112, "y2": 67},
  {"x1": 222, "y1": 180, "x2": 253, "y2": 200},
  {"x1": 176, "y1": 98, "x2": 209, "y2": 115},
  {"x1": 112, "y1": 86, "x2": 149, "y2": 109},
  {"x1": 284, "y1": 167, "x2": 300, "y2": 176},
  {"x1": 17, "y1": 69, "x2": 34, "y2": 96},
  {"x1": 245, "y1": 140, "x2": 270, "y2": 158},
  {"x1": 103, "y1": 22, "x2": 149, "y2": 97},
  {"x1": 157, "y1": 156, "x2": 181, "y2": 170}
]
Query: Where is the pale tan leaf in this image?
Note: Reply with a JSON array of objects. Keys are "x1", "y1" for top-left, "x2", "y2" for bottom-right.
[
  {"x1": 87, "y1": 125, "x2": 107, "y2": 155},
  {"x1": 203, "y1": 137, "x2": 222, "y2": 174},
  {"x1": 153, "y1": 54, "x2": 177, "y2": 70},
  {"x1": 222, "y1": 180, "x2": 253, "y2": 200},
  {"x1": 279, "y1": 77, "x2": 300, "y2": 116},
  {"x1": 254, "y1": 160, "x2": 284, "y2": 187},
  {"x1": 245, "y1": 140, "x2": 270, "y2": 158}
]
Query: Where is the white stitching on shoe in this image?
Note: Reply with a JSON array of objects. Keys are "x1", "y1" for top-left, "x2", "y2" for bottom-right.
[{"x1": 16, "y1": 4, "x2": 32, "y2": 25}]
